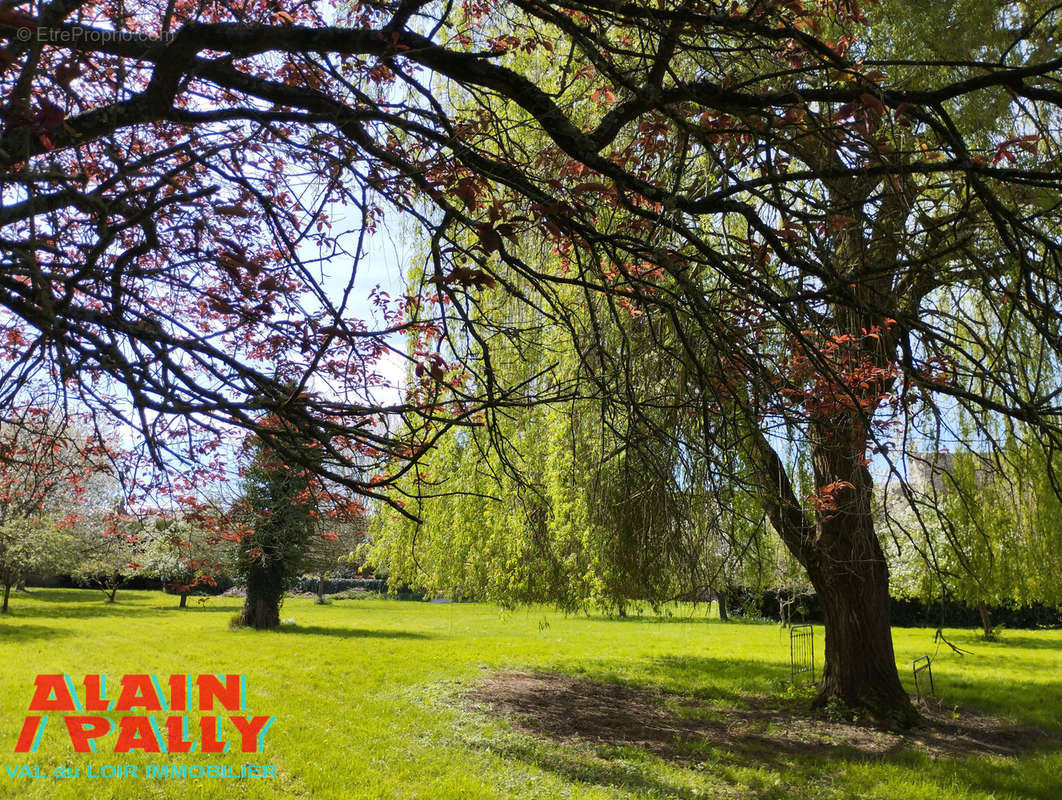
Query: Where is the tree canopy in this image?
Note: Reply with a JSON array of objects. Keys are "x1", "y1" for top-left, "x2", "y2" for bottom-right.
[{"x1": 3, "y1": 0, "x2": 1062, "y2": 723}]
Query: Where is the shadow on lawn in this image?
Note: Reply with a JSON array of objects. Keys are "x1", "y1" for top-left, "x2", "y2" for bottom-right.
[
  {"x1": 492, "y1": 725, "x2": 1062, "y2": 800},
  {"x1": 0, "y1": 622, "x2": 73, "y2": 642},
  {"x1": 273, "y1": 624, "x2": 433, "y2": 640},
  {"x1": 572, "y1": 653, "x2": 787, "y2": 703},
  {"x1": 492, "y1": 737, "x2": 707, "y2": 800},
  {"x1": 582, "y1": 612, "x2": 719, "y2": 625},
  {"x1": 465, "y1": 663, "x2": 1062, "y2": 800},
  {"x1": 971, "y1": 633, "x2": 1062, "y2": 651},
  {"x1": 598, "y1": 653, "x2": 1062, "y2": 732},
  {"x1": 14, "y1": 590, "x2": 244, "y2": 617},
  {"x1": 161, "y1": 602, "x2": 245, "y2": 613},
  {"x1": 3, "y1": 593, "x2": 163, "y2": 619}
]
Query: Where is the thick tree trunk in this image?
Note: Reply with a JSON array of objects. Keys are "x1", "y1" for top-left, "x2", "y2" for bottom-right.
[
  {"x1": 107, "y1": 584, "x2": 119, "y2": 603},
  {"x1": 240, "y1": 591, "x2": 280, "y2": 629},
  {"x1": 2, "y1": 581, "x2": 10, "y2": 613},
  {"x1": 806, "y1": 544, "x2": 915, "y2": 725},
  {"x1": 750, "y1": 421, "x2": 917, "y2": 727},
  {"x1": 239, "y1": 562, "x2": 284, "y2": 629},
  {"x1": 804, "y1": 421, "x2": 918, "y2": 727},
  {"x1": 977, "y1": 600, "x2": 995, "y2": 641},
  {"x1": 717, "y1": 590, "x2": 728, "y2": 622},
  {"x1": 179, "y1": 593, "x2": 188, "y2": 609},
  {"x1": 316, "y1": 574, "x2": 325, "y2": 604}
]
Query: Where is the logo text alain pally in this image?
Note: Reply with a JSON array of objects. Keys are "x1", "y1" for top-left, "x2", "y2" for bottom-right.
[{"x1": 14, "y1": 674, "x2": 274, "y2": 754}]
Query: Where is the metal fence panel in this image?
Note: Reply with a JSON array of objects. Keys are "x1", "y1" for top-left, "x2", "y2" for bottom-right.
[
  {"x1": 913, "y1": 655, "x2": 934, "y2": 701},
  {"x1": 790, "y1": 623, "x2": 815, "y2": 686}
]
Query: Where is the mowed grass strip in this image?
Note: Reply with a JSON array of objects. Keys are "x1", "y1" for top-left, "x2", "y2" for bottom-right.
[{"x1": 0, "y1": 589, "x2": 1059, "y2": 800}]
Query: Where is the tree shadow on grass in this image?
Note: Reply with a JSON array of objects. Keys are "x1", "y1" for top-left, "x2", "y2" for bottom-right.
[
  {"x1": 586, "y1": 651, "x2": 1062, "y2": 733},
  {"x1": 569, "y1": 653, "x2": 788, "y2": 704},
  {"x1": 160, "y1": 602, "x2": 245, "y2": 613},
  {"x1": 486, "y1": 737, "x2": 706, "y2": 800},
  {"x1": 0, "y1": 623, "x2": 73, "y2": 642},
  {"x1": 13, "y1": 590, "x2": 241, "y2": 618},
  {"x1": 971, "y1": 634, "x2": 1062, "y2": 651},
  {"x1": 932, "y1": 750, "x2": 1062, "y2": 800},
  {"x1": 271, "y1": 624, "x2": 433, "y2": 640},
  {"x1": 3, "y1": 601, "x2": 162, "y2": 620},
  {"x1": 489, "y1": 726, "x2": 1062, "y2": 800},
  {"x1": 17, "y1": 589, "x2": 114, "y2": 603},
  {"x1": 463, "y1": 667, "x2": 1062, "y2": 800},
  {"x1": 581, "y1": 612, "x2": 718, "y2": 625}
]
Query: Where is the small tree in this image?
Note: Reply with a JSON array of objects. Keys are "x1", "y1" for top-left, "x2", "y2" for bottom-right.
[
  {"x1": 0, "y1": 516, "x2": 80, "y2": 612},
  {"x1": 142, "y1": 517, "x2": 236, "y2": 608},
  {"x1": 0, "y1": 410, "x2": 118, "y2": 611},
  {"x1": 302, "y1": 516, "x2": 368, "y2": 604},
  {"x1": 71, "y1": 515, "x2": 143, "y2": 603}
]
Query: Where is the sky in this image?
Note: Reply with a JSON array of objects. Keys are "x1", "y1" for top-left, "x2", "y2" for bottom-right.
[{"x1": 302, "y1": 207, "x2": 415, "y2": 407}]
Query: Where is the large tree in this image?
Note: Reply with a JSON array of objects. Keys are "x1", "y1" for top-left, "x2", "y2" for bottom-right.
[
  {"x1": 234, "y1": 428, "x2": 320, "y2": 629},
  {"x1": 3, "y1": 0, "x2": 1062, "y2": 722}
]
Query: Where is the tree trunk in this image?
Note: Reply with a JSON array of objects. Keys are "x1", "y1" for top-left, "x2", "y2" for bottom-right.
[
  {"x1": 107, "y1": 583, "x2": 119, "y2": 603},
  {"x1": 806, "y1": 544, "x2": 915, "y2": 725},
  {"x1": 316, "y1": 574, "x2": 325, "y2": 604},
  {"x1": 717, "y1": 590, "x2": 728, "y2": 622},
  {"x1": 977, "y1": 600, "x2": 995, "y2": 641},
  {"x1": 240, "y1": 591, "x2": 281, "y2": 629},
  {"x1": 2, "y1": 580, "x2": 10, "y2": 613},
  {"x1": 779, "y1": 595, "x2": 792, "y2": 628},
  {"x1": 239, "y1": 561, "x2": 284, "y2": 629},
  {"x1": 750, "y1": 422, "x2": 917, "y2": 727},
  {"x1": 805, "y1": 421, "x2": 917, "y2": 727},
  {"x1": 179, "y1": 593, "x2": 188, "y2": 609}
]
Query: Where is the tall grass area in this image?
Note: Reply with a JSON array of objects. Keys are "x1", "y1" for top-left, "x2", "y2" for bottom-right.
[{"x1": 0, "y1": 589, "x2": 1059, "y2": 799}]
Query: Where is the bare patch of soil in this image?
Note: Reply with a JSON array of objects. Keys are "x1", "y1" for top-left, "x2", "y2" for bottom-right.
[{"x1": 466, "y1": 671, "x2": 1054, "y2": 761}]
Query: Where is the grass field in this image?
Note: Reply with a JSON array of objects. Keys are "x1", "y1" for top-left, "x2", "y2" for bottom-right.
[{"x1": 0, "y1": 589, "x2": 1059, "y2": 800}]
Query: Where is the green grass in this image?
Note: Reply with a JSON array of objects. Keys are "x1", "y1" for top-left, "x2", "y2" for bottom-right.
[{"x1": 1, "y1": 590, "x2": 1060, "y2": 799}]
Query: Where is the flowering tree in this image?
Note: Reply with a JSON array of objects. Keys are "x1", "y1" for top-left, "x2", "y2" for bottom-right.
[
  {"x1": 141, "y1": 515, "x2": 235, "y2": 608},
  {"x1": 2, "y1": 0, "x2": 1062, "y2": 723},
  {"x1": 0, "y1": 407, "x2": 115, "y2": 610},
  {"x1": 0, "y1": 514, "x2": 77, "y2": 611},
  {"x1": 70, "y1": 512, "x2": 142, "y2": 602}
]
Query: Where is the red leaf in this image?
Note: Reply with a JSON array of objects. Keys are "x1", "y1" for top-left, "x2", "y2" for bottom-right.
[
  {"x1": 827, "y1": 213, "x2": 858, "y2": 232},
  {"x1": 453, "y1": 178, "x2": 479, "y2": 211},
  {"x1": 994, "y1": 151, "x2": 1015, "y2": 165},
  {"x1": 35, "y1": 100, "x2": 65, "y2": 131},
  {"x1": 571, "y1": 181, "x2": 611, "y2": 196},
  {"x1": 475, "y1": 224, "x2": 502, "y2": 254}
]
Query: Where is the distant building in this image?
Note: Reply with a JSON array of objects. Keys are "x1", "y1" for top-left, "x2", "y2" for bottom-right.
[{"x1": 905, "y1": 451, "x2": 1001, "y2": 494}]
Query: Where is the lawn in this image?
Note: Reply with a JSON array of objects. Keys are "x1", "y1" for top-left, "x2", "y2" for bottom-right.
[{"x1": 0, "y1": 589, "x2": 1059, "y2": 800}]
